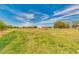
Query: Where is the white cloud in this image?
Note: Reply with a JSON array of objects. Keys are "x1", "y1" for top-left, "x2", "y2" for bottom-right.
[
  {"x1": 18, "y1": 13, "x2": 35, "y2": 20},
  {"x1": 41, "y1": 14, "x2": 49, "y2": 20},
  {"x1": 14, "y1": 16, "x2": 25, "y2": 22},
  {"x1": 60, "y1": 11, "x2": 79, "y2": 18},
  {"x1": 53, "y1": 5, "x2": 79, "y2": 16},
  {"x1": 0, "y1": 5, "x2": 17, "y2": 14},
  {"x1": 14, "y1": 12, "x2": 35, "y2": 27},
  {"x1": 38, "y1": 10, "x2": 79, "y2": 25},
  {"x1": 37, "y1": 5, "x2": 79, "y2": 25},
  {"x1": 38, "y1": 18, "x2": 60, "y2": 24},
  {"x1": 0, "y1": 5, "x2": 35, "y2": 21},
  {"x1": 38, "y1": 13, "x2": 71, "y2": 25},
  {"x1": 14, "y1": 16, "x2": 34, "y2": 27},
  {"x1": 41, "y1": 5, "x2": 79, "y2": 25},
  {"x1": 14, "y1": 13, "x2": 35, "y2": 23},
  {"x1": 20, "y1": 22, "x2": 33, "y2": 27},
  {"x1": 0, "y1": 5, "x2": 50, "y2": 27}
]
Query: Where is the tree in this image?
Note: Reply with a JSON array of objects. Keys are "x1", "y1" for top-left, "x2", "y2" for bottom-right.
[
  {"x1": 53, "y1": 21, "x2": 69, "y2": 28},
  {"x1": 72, "y1": 20, "x2": 79, "y2": 28},
  {"x1": 65, "y1": 24, "x2": 70, "y2": 28},
  {"x1": 0, "y1": 20, "x2": 6, "y2": 31},
  {"x1": 33, "y1": 26, "x2": 37, "y2": 28}
]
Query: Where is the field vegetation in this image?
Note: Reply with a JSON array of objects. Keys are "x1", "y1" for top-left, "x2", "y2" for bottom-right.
[
  {"x1": 0, "y1": 20, "x2": 79, "y2": 54},
  {"x1": 0, "y1": 28, "x2": 79, "y2": 54}
]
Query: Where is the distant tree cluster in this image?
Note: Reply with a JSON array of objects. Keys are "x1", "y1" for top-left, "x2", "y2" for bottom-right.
[
  {"x1": 53, "y1": 21, "x2": 70, "y2": 29},
  {"x1": 53, "y1": 20, "x2": 79, "y2": 29},
  {"x1": 0, "y1": 19, "x2": 79, "y2": 30},
  {"x1": 71, "y1": 20, "x2": 79, "y2": 29}
]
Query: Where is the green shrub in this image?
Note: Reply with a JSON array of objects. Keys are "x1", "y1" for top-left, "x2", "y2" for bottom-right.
[{"x1": 0, "y1": 20, "x2": 6, "y2": 31}]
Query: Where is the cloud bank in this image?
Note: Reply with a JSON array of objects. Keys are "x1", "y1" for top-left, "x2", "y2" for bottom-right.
[{"x1": 0, "y1": 4, "x2": 79, "y2": 27}]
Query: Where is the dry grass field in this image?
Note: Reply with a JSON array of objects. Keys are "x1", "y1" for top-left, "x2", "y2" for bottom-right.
[{"x1": 0, "y1": 28, "x2": 79, "y2": 54}]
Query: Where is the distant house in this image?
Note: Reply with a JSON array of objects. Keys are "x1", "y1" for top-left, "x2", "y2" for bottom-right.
[
  {"x1": 37, "y1": 26, "x2": 43, "y2": 28},
  {"x1": 72, "y1": 24, "x2": 79, "y2": 29}
]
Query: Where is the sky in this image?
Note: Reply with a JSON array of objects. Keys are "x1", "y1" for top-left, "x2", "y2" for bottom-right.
[{"x1": 0, "y1": 4, "x2": 79, "y2": 27}]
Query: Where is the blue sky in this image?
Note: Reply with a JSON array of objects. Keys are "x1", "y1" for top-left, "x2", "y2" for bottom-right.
[{"x1": 0, "y1": 4, "x2": 79, "y2": 27}]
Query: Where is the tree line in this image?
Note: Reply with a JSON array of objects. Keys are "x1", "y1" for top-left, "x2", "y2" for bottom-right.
[
  {"x1": 53, "y1": 20, "x2": 79, "y2": 29},
  {"x1": 0, "y1": 20, "x2": 79, "y2": 30}
]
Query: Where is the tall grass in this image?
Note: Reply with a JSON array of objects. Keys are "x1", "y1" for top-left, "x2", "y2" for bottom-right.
[{"x1": 0, "y1": 28, "x2": 79, "y2": 54}]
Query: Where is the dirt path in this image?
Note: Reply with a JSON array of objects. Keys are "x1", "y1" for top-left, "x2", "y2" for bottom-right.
[
  {"x1": 0, "y1": 31, "x2": 6, "y2": 37},
  {"x1": 0, "y1": 29, "x2": 14, "y2": 37}
]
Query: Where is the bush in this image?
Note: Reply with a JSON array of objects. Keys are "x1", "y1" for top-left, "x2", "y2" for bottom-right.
[
  {"x1": 0, "y1": 20, "x2": 6, "y2": 31},
  {"x1": 53, "y1": 21, "x2": 69, "y2": 28}
]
